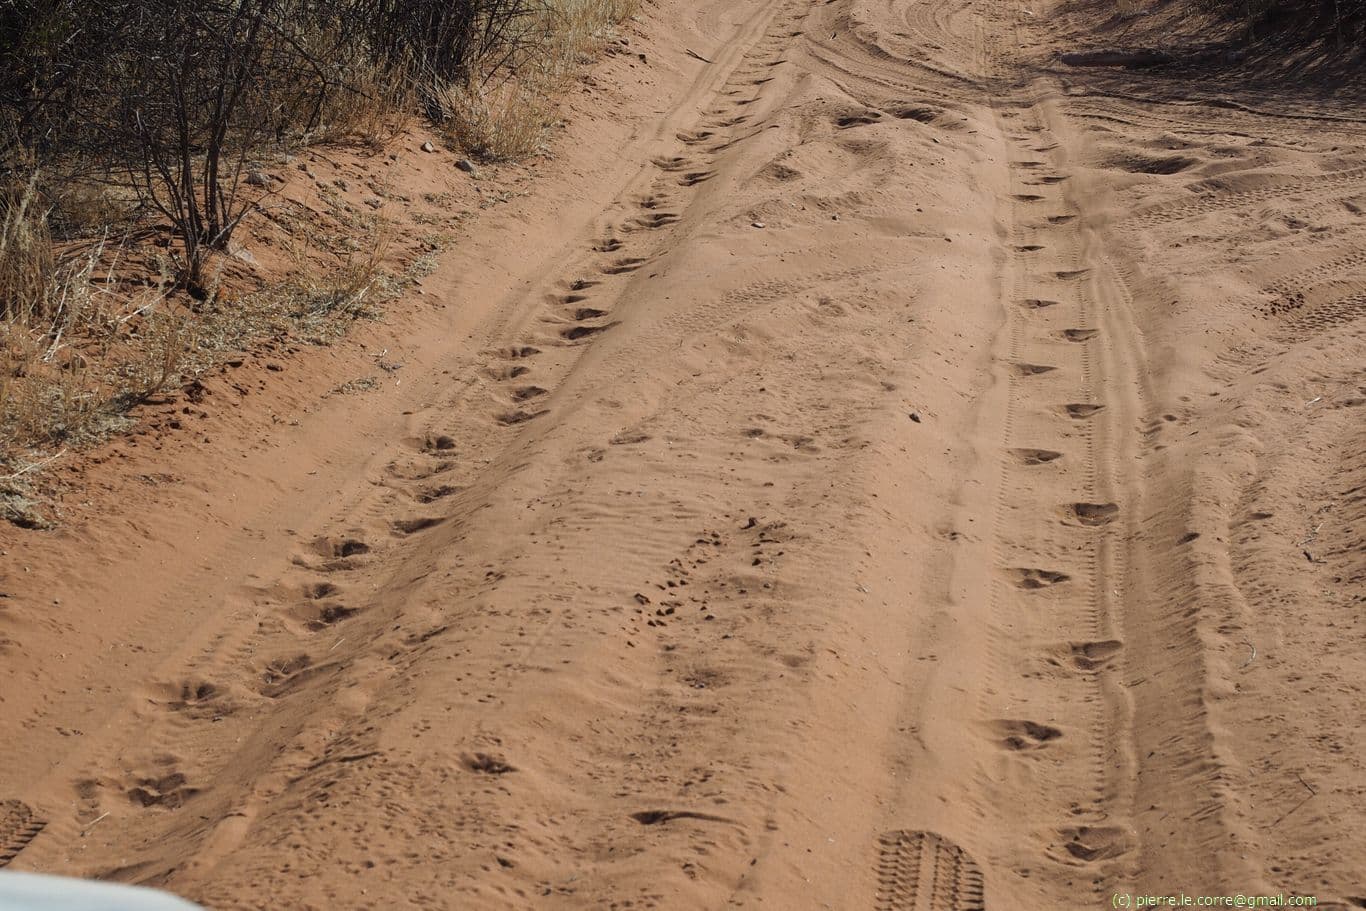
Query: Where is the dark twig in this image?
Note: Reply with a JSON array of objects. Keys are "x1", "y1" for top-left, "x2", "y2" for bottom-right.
[{"x1": 1269, "y1": 773, "x2": 1316, "y2": 827}]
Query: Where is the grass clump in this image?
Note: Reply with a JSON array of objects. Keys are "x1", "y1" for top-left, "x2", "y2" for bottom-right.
[{"x1": 435, "y1": 0, "x2": 641, "y2": 160}]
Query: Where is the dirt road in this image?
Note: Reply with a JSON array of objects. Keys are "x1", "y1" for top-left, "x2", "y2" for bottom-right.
[{"x1": 3, "y1": 0, "x2": 1364, "y2": 907}]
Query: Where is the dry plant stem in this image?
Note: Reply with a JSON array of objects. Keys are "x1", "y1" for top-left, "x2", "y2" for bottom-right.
[{"x1": 0, "y1": 449, "x2": 66, "y2": 482}]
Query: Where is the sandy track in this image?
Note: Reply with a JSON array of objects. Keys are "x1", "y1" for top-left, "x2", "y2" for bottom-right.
[{"x1": 2, "y1": 0, "x2": 1364, "y2": 908}]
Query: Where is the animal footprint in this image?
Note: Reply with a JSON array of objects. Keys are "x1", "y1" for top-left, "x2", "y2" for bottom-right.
[
  {"x1": 990, "y1": 719, "x2": 1063, "y2": 751},
  {"x1": 487, "y1": 363, "x2": 530, "y2": 380},
  {"x1": 393, "y1": 516, "x2": 444, "y2": 534},
  {"x1": 463, "y1": 753, "x2": 516, "y2": 775},
  {"x1": 1008, "y1": 567, "x2": 1071, "y2": 590},
  {"x1": 302, "y1": 582, "x2": 338, "y2": 600},
  {"x1": 631, "y1": 809, "x2": 732, "y2": 826},
  {"x1": 1064, "y1": 640, "x2": 1123, "y2": 671},
  {"x1": 127, "y1": 772, "x2": 198, "y2": 809},
  {"x1": 1010, "y1": 448, "x2": 1062, "y2": 465},
  {"x1": 309, "y1": 536, "x2": 370, "y2": 559},
  {"x1": 496, "y1": 409, "x2": 548, "y2": 425},
  {"x1": 416, "y1": 484, "x2": 460, "y2": 504},
  {"x1": 562, "y1": 324, "x2": 611, "y2": 341},
  {"x1": 260, "y1": 654, "x2": 311, "y2": 692},
  {"x1": 1064, "y1": 502, "x2": 1118, "y2": 527},
  {"x1": 148, "y1": 679, "x2": 231, "y2": 720},
  {"x1": 633, "y1": 211, "x2": 680, "y2": 230},
  {"x1": 1054, "y1": 826, "x2": 1132, "y2": 864},
  {"x1": 512, "y1": 385, "x2": 548, "y2": 402},
  {"x1": 890, "y1": 104, "x2": 939, "y2": 122},
  {"x1": 836, "y1": 110, "x2": 883, "y2": 128},
  {"x1": 294, "y1": 601, "x2": 357, "y2": 631},
  {"x1": 601, "y1": 257, "x2": 647, "y2": 275},
  {"x1": 1014, "y1": 363, "x2": 1057, "y2": 376},
  {"x1": 420, "y1": 433, "x2": 456, "y2": 453}
]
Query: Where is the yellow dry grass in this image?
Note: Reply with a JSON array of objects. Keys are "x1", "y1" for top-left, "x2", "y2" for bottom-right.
[{"x1": 436, "y1": 0, "x2": 641, "y2": 160}]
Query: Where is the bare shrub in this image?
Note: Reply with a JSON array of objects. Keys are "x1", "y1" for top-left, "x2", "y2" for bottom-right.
[
  {"x1": 115, "y1": 1, "x2": 301, "y2": 295},
  {"x1": 355, "y1": 0, "x2": 552, "y2": 89},
  {"x1": 434, "y1": 76, "x2": 555, "y2": 160}
]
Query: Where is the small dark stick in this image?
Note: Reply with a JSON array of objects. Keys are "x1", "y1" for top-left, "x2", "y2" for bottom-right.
[{"x1": 1269, "y1": 773, "x2": 1317, "y2": 827}]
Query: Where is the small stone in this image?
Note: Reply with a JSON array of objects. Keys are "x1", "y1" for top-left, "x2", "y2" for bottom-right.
[
  {"x1": 456, "y1": 159, "x2": 477, "y2": 174},
  {"x1": 752, "y1": 221, "x2": 766, "y2": 229},
  {"x1": 421, "y1": 140, "x2": 435, "y2": 153},
  {"x1": 909, "y1": 412, "x2": 921, "y2": 423}
]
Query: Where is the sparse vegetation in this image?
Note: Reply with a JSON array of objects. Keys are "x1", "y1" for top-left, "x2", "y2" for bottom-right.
[
  {"x1": 436, "y1": 0, "x2": 644, "y2": 159},
  {"x1": 0, "y1": 0, "x2": 639, "y2": 508}
]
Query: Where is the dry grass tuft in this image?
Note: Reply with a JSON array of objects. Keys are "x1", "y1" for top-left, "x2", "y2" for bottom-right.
[
  {"x1": 436, "y1": 0, "x2": 641, "y2": 161},
  {"x1": 0, "y1": 214, "x2": 183, "y2": 461},
  {"x1": 311, "y1": 64, "x2": 418, "y2": 149},
  {"x1": 434, "y1": 77, "x2": 555, "y2": 161},
  {"x1": 0, "y1": 176, "x2": 59, "y2": 322}
]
